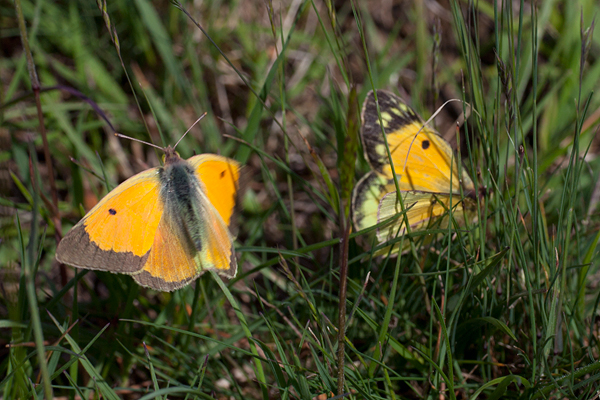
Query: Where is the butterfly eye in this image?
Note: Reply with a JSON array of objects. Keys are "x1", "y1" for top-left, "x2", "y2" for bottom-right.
[{"x1": 422, "y1": 140, "x2": 430, "y2": 150}]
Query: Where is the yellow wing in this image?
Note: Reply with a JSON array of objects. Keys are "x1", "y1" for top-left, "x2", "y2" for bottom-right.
[
  {"x1": 376, "y1": 191, "x2": 471, "y2": 244},
  {"x1": 188, "y1": 154, "x2": 240, "y2": 229},
  {"x1": 132, "y1": 209, "x2": 204, "y2": 291},
  {"x1": 56, "y1": 168, "x2": 164, "y2": 274},
  {"x1": 360, "y1": 89, "x2": 473, "y2": 193},
  {"x1": 188, "y1": 154, "x2": 240, "y2": 275}
]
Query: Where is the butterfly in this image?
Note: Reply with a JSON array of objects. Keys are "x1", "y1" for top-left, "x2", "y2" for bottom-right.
[
  {"x1": 352, "y1": 89, "x2": 475, "y2": 247},
  {"x1": 56, "y1": 143, "x2": 241, "y2": 292}
]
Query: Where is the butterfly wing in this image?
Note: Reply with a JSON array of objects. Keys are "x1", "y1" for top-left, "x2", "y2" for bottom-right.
[
  {"x1": 353, "y1": 90, "x2": 476, "y2": 252},
  {"x1": 131, "y1": 206, "x2": 208, "y2": 291},
  {"x1": 376, "y1": 191, "x2": 470, "y2": 243},
  {"x1": 188, "y1": 154, "x2": 241, "y2": 230},
  {"x1": 360, "y1": 89, "x2": 474, "y2": 194},
  {"x1": 56, "y1": 168, "x2": 164, "y2": 274},
  {"x1": 132, "y1": 154, "x2": 241, "y2": 291},
  {"x1": 189, "y1": 154, "x2": 240, "y2": 275},
  {"x1": 352, "y1": 171, "x2": 394, "y2": 233}
]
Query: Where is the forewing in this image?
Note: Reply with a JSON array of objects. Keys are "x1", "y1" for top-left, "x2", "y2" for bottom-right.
[
  {"x1": 361, "y1": 89, "x2": 473, "y2": 194},
  {"x1": 56, "y1": 168, "x2": 163, "y2": 274},
  {"x1": 189, "y1": 154, "x2": 239, "y2": 277},
  {"x1": 187, "y1": 154, "x2": 241, "y2": 230}
]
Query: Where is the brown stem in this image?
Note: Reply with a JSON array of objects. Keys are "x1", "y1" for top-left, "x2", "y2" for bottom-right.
[
  {"x1": 337, "y1": 217, "x2": 349, "y2": 396},
  {"x1": 337, "y1": 86, "x2": 359, "y2": 396}
]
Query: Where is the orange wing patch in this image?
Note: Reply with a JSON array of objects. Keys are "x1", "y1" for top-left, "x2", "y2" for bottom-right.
[
  {"x1": 83, "y1": 177, "x2": 162, "y2": 256},
  {"x1": 381, "y1": 126, "x2": 462, "y2": 193},
  {"x1": 188, "y1": 154, "x2": 239, "y2": 277},
  {"x1": 188, "y1": 155, "x2": 240, "y2": 227},
  {"x1": 56, "y1": 170, "x2": 163, "y2": 274}
]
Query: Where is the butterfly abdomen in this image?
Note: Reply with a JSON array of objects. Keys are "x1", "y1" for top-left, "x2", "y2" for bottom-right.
[{"x1": 159, "y1": 160, "x2": 205, "y2": 254}]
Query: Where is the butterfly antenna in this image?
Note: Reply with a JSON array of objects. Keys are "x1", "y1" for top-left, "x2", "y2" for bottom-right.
[
  {"x1": 115, "y1": 133, "x2": 165, "y2": 151},
  {"x1": 174, "y1": 112, "x2": 208, "y2": 150}
]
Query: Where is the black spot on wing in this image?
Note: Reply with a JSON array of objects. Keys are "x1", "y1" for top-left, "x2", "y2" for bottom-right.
[
  {"x1": 422, "y1": 140, "x2": 430, "y2": 150},
  {"x1": 220, "y1": 170, "x2": 226, "y2": 178},
  {"x1": 108, "y1": 208, "x2": 117, "y2": 215}
]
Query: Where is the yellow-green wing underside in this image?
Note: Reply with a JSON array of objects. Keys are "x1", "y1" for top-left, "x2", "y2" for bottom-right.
[{"x1": 376, "y1": 191, "x2": 471, "y2": 243}]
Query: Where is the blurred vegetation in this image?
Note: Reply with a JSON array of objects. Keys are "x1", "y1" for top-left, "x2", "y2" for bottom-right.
[{"x1": 2, "y1": 0, "x2": 600, "y2": 398}]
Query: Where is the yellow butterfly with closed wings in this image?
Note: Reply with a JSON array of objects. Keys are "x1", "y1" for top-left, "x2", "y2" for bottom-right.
[{"x1": 352, "y1": 89, "x2": 475, "y2": 248}]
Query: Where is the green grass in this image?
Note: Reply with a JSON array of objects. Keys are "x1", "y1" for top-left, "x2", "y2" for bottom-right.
[{"x1": 2, "y1": 0, "x2": 600, "y2": 398}]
